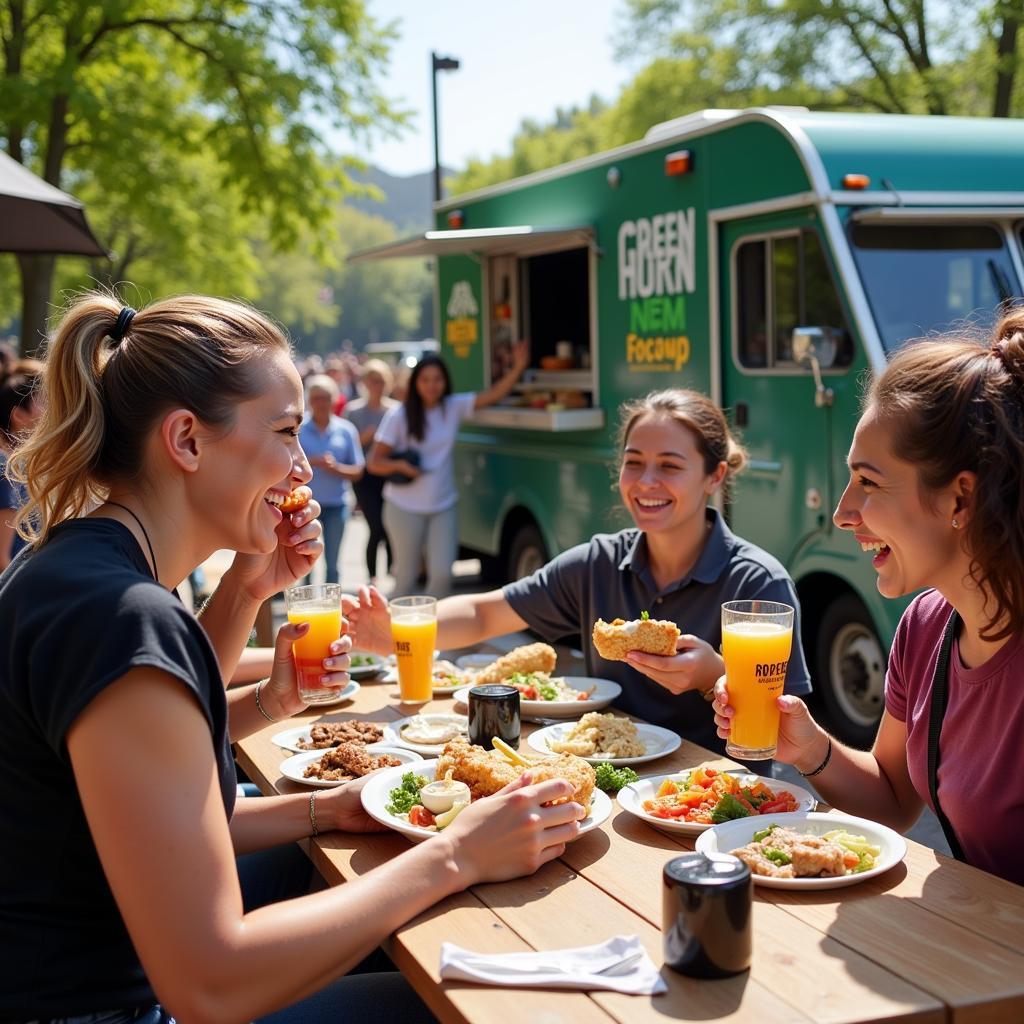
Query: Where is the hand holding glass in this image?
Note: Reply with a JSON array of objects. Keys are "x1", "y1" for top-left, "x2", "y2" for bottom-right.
[
  {"x1": 390, "y1": 596, "x2": 437, "y2": 703},
  {"x1": 721, "y1": 600, "x2": 794, "y2": 761},
  {"x1": 286, "y1": 584, "x2": 343, "y2": 705}
]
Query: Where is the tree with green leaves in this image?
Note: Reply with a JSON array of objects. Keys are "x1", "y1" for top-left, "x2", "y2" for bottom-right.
[{"x1": 0, "y1": 0, "x2": 404, "y2": 354}]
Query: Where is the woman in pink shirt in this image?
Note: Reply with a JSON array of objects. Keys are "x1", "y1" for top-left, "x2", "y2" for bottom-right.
[{"x1": 715, "y1": 310, "x2": 1024, "y2": 885}]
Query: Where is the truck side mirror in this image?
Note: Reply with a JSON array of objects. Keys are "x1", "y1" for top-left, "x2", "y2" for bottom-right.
[{"x1": 792, "y1": 326, "x2": 841, "y2": 408}]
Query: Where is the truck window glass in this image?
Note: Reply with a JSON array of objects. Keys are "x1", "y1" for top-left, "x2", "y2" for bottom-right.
[
  {"x1": 523, "y1": 248, "x2": 590, "y2": 364},
  {"x1": 736, "y1": 229, "x2": 851, "y2": 370},
  {"x1": 850, "y1": 223, "x2": 1020, "y2": 353}
]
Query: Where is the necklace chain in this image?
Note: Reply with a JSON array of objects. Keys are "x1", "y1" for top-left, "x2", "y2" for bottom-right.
[{"x1": 105, "y1": 500, "x2": 159, "y2": 583}]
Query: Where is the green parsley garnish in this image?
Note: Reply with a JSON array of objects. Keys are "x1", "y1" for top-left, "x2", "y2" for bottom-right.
[
  {"x1": 640, "y1": 610, "x2": 650, "y2": 620},
  {"x1": 594, "y1": 763, "x2": 640, "y2": 793},
  {"x1": 385, "y1": 772, "x2": 427, "y2": 815}
]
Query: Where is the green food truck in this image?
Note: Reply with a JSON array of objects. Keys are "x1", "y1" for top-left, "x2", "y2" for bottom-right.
[{"x1": 351, "y1": 107, "x2": 1024, "y2": 744}]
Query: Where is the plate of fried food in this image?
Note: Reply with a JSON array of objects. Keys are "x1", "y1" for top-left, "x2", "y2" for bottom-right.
[
  {"x1": 527, "y1": 713, "x2": 681, "y2": 766},
  {"x1": 279, "y1": 743, "x2": 423, "y2": 788},
  {"x1": 382, "y1": 713, "x2": 470, "y2": 756},
  {"x1": 450, "y1": 642, "x2": 621, "y2": 719},
  {"x1": 695, "y1": 811, "x2": 906, "y2": 889},
  {"x1": 617, "y1": 764, "x2": 816, "y2": 837},
  {"x1": 271, "y1": 717, "x2": 388, "y2": 754},
  {"x1": 360, "y1": 736, "x2": 611, "y2": 842}
]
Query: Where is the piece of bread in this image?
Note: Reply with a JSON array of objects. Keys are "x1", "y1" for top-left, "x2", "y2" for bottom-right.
[{"x1": 592, "y1": 617, "x2": 681, "y2": 661}]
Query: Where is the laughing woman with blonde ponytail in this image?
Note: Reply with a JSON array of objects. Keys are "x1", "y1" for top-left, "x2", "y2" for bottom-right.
[
  {"x1": 715, "y1": 310, "x2": 1024, "y2": 886},
  {"x1": 0, "y1": 293, "x2": 586, "y2": 1024}
]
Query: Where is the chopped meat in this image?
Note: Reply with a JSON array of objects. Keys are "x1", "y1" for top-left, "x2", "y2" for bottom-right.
[
  {"x1": 297, "y1": 720, "x2": 384, "y2": 750},
  {"x1": 304, "y1": 742, "x2": 401, "y2": 782}
]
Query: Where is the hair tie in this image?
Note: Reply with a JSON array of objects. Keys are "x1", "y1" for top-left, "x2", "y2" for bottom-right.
[{"x1": 110, "y1": 306, "x2": 136, "y2": 344}]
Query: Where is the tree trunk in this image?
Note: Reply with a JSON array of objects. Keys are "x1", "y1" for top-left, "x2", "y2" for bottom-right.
[
  {"x1": 16, "y1": 254, "x2": 57, "y2": 357},
  {"x1": 993, "y1": 0, "x2": 1024, "y2": 117}
]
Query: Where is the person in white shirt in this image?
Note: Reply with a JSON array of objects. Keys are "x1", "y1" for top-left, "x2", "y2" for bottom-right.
[{"x1": 369, "y1": 345, "x2": 527, "y2": 597}]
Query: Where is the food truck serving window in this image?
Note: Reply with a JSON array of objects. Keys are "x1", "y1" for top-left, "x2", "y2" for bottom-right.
[
  {"x1": 733, "y1": 229, "x2": 851, "y2": 371},
  {"x1": 852, "y1": 223, "x2": 1020, "y2": 353}
]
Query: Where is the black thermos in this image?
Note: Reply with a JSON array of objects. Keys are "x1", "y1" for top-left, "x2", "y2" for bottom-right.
[
  {"x1": 662, "y1": 852, "x2": 753, "y2": 978},
  {"x1": 467, "y1": 683, "x2": 521, "y2": 750}
]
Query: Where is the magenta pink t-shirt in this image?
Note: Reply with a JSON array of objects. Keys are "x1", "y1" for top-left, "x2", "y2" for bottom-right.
[{"x1": 886, "y1": 589, "x2": 1024, "y2": 885}]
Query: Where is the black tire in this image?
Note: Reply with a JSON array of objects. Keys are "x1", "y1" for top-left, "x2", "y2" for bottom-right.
[
  {"x1": 506, "y1": 523, "x2": 548, "y2": 583},
  {"x1": 814, "y1": 594, "x2": 887, "y2": 748}
]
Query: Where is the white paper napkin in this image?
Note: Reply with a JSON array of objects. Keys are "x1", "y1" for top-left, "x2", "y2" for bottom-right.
[{"x1": 439, "y1": 934, "x2": 666, "y2": 994}]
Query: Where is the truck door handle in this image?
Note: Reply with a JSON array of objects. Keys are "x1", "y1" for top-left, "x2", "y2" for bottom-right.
[{"x1": 734, "y1": 402, "x2": 748, "y2": 428}]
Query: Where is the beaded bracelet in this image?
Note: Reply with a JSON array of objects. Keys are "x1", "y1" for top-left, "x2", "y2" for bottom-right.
[
  {"x1": 798, "y1": 736, "x2": 833, "y2": 778},
  {"x1": 309, "y1": 791, "x2": 320, "y2": 837},
  {"x1": 254, "y1": 679, "x2": 276, "y2": 723}
]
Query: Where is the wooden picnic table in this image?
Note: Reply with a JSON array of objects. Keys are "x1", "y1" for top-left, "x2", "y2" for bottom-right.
[{"x1": 234, "y1": 653, "x2": 1024, "y2": 1024}]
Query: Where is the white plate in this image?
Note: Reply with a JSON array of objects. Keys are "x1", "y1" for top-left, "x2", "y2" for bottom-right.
[
  {"x1": 617, "y1": 769, "x2": 817, "y2": 837},
  {"x1": 279, "y1": 744, "x2": 423, "y2": 788},
  {"x1": 452, "y1": 677, "x2": 622, "y2": 720},
  {"x1": 347, "y1": 652, "x2": 386, "y2": 680},
  {"x1": 304, "y1": 680, "x2": 360, "y2": 706},
  {"x1": 695, "y1": 810, "x2": 907, "y2": 889},
  {"x1": 382, "y1": 713, "x2": 469, "y2": 756},
  {"x1": 360, "y1": 758, "x2": 613, "y2": 843},
  {"x1": 527, "y1": 721, "x2": 681, "y2": 766},
  {"x1": 270, "y1": 718, "x2": 390, "y2": 754}
]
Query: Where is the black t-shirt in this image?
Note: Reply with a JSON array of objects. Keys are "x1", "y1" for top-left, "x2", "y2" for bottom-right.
[{"x1": 0, "y1": 518, "x2": 235, "y2": 1018}]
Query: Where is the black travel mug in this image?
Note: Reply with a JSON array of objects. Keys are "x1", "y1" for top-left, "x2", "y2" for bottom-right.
[
  {"x1": 467, "y1": 684, "x2": 521, "y2": 750},
  {"x1": 662, "y1": 852, "x2": 753, "y2": 978}
]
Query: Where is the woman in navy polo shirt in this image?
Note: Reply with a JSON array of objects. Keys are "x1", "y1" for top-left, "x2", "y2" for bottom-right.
[
  {"x1": 299, "y1": 374, "x2": 364, "y2": 584},
  {"x1": 348, "y1": 388, "x2": 811, "y2": 753}
]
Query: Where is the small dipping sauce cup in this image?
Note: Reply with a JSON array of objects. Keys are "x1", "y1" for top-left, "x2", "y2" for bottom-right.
[
  {"x1": 662, "y1": 851, "x2": 752, "y2": 978},
  {"x1": 467, "y1": 684, "x2": 520, "y2": 750}
]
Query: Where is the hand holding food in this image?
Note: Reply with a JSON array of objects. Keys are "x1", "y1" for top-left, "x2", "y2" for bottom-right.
[
  {"x1": 624, "y1": 633, "x2": 723, "y2": 696},
  {"x1": 592, "y1": 614, "x2": 681, "y2": 660},
  {"x1": 314, "y1": 773, "x2": 389, "y2": 834},
  {"x1": 276, "y1": 485, "x2": 313, "y2": 514}
]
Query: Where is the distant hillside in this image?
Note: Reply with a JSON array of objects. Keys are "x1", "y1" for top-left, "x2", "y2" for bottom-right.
[{"x1": 346, "y1": 166, "x2": 454, "y2": 234}]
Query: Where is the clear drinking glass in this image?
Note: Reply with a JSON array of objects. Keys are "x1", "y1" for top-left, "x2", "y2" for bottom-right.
[
  {"x1": 389, "y1": 595, "x2": 437, "y2": 704},
  {"x1": 721, "y1": 600, "x2": 795, "y2": 761},
  {"x1": 286, "y1": 583, "x2": 343, "y2": 705}
]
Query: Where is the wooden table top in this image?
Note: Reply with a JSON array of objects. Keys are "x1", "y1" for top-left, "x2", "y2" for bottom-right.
[{"x1": 234, "y1": 663, "x2": 1024, "y2": 1024}]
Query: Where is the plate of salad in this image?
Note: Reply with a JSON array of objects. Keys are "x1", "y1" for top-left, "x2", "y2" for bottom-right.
[
  {"x1": 346, "y1": 652, "x2": 387, "y2": 680},
  {"x1": 360, "y1": 759, "x2": 613, "y2": 843},
  {"x1": 695, "y1": 811, "x2": 907, "y2": 889},
  {"x1": 616, "y1": 764, "x2": 816, "y2": 837}
]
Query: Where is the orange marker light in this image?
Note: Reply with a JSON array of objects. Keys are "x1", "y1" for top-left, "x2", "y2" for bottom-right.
[
  {"x1": 446, "y1": 209, "x2": 465, "y2": 229},
  {"x1": 842, "y1": 173, "x2": 870, "y2": 190},
  {"x1": 665, "y1": 150, "x2": 693, "y2": 177}
]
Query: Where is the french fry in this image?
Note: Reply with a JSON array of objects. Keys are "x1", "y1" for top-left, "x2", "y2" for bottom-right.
[{"x1": 491, "y1": 736, "x2": 532, "y2": 766}]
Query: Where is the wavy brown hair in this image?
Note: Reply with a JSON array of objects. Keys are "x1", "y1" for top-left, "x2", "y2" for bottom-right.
[
  {"x1": 866, "y1": 310, "x2": 1024, "y2": 641},
  {"x1": 9, "y1": 291, "x2": 288, "y2": 545},
  {"x1": 616, "y1": 389, "x2": 748, "y2": 502}
]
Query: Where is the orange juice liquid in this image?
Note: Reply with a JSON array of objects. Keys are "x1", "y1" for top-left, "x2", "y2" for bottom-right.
[
  {"x1": 288, "y1": 607, "x2": 341, "y2": 700},
  {"x1": 723, "y1": 621, "x2": 793, "y2": 755},
  {"x1": 391, "y1": 613, "x2": 436, "y2": 703}
]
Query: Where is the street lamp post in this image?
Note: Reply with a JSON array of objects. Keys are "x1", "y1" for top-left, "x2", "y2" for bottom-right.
[{"x1": 431, "y1": 51, "x2": 460, "y2": 205}]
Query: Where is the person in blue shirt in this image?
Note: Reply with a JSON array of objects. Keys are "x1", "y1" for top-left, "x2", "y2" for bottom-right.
[
  {"x1": 0, "y1": 370, "x2": 41, "y2": 570},
  {"x1": 299, "y1": 374, "x2": 364, "y2": 584}
]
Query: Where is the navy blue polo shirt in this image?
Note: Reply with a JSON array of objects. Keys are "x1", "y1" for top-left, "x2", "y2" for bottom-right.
[{"x1": 503, "y1": 508, "x2": 812, "y2": 754}]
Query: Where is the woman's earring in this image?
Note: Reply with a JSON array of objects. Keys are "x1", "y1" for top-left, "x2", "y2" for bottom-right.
[{"x1": 951, "y1": 518, "x2": 960, "y2": 529}]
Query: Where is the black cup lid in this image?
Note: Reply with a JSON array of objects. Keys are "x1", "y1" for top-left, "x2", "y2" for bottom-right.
[
  {"x1": 664, "y1": 852, "x2": 750, "y2": 885},
  {"x1": 469, "y1": 684, "x2": 519, "y2": 699}
]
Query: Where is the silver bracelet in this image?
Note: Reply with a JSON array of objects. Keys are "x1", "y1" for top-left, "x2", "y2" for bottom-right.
[
  {"x1": 309, "y1": 790, "x2": 320, "y2": 837},
  {"x1": 254, "y1": 679, "x2": 276, "y2": 723}
]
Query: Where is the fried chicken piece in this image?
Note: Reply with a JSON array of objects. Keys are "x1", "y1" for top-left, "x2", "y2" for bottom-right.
[
  {"x1": 436, "y1": 737, "x2": 596, "y2": 814},
  {"x1": 304, "y1": 742, "x2": 401, "y2": 781},
  {"x1": 473, "y1": 643, "x2": 557, "y2": 684},
  {"x1": 297, "y1": 720, "x2": 384, "y2": 750}
]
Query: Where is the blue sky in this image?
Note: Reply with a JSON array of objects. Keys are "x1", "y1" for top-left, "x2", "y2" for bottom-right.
[{"x1": 346, "y1": 0, "x2": 634, "y2": 176}]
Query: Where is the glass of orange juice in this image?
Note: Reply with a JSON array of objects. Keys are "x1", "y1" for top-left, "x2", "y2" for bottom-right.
[
  {"x1": 390, "y1": 595, "x2": 437, "y2": 704},
  {"x1": 721, "y1": 600, "x2": 794, "y2": 761},
  {"x1": 285, "y1": 583, "x2": 343, "y2": 705}
]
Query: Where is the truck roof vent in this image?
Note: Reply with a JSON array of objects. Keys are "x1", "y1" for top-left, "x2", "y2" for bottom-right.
[{"x1": 644, "y1": 109, "x2": 741, "y2": 143}]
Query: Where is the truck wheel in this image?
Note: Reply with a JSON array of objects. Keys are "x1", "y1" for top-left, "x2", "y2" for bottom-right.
[
  {"x1": 506, "y1": 523, "x2": 547, "y2": 582},
  {"x1": 814, "y1": 594, "x2": 886, "y2": 748}
]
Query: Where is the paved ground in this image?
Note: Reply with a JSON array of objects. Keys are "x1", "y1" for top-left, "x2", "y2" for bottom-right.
[{"x1": 201, "y1": 511, "x2": 949, "y2": 855}]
